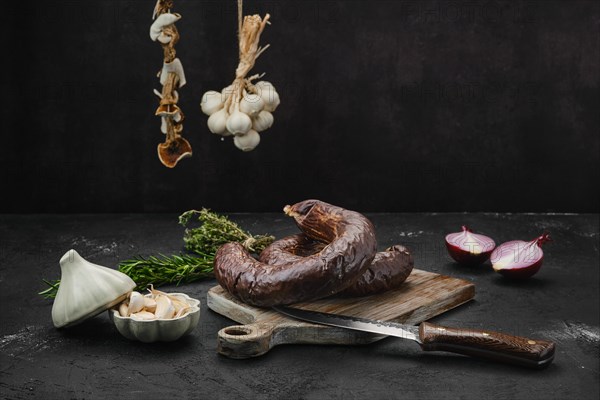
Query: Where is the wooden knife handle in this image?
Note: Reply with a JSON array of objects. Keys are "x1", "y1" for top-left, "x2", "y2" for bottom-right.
[{"x1": 418, "y1": 322, "x2": 555, "y2": 369}]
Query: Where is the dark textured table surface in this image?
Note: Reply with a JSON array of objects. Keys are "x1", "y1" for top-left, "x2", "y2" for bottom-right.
[{"x1": 0, "y1": 213, "x2": 598, "y2": 400}]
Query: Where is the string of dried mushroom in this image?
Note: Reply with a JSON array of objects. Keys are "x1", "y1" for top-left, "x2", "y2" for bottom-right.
[
  {"x1": 201, "y1": 0, "x2": 280, "y2": 151},
  {"x1": 151, "y1": 0, "x2": 192, "y2": 168}
]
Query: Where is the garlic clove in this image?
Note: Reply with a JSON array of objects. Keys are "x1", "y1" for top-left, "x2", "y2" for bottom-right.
[
  {"x1": 207, "y1": 108, "x2": 230, "y2": 135},
  {"x1": 234, "y1": 130, "x2": 261, "y2": 152},
  {"x1": 128, "y1": 291, "x2": 145, "y2": 315},
  {"x1": 130, "y1": 311, "x2": 157, "y2": 321},
  {"x1": 144, "y1": 297, "x2": 157, "y2": 313},
  {"x1": 169, "y1": 296, "x2": 189, "y2": 314},
  {"x1": 240, "y1": 93, "x2": 265, "y2": 117},
  {"x1": 155, "y1": 295, "x2": 175, "y2": 319},
  {"x1": 110, "y1": 292, "x2": 200, "y2": 342},
  {"x1": 51, "y1": 250, "x2": 136, "y2": 328},
  {"x1": 175, "y1": 306, "x2": 193, "y2": 318},
  {"x1": 118, "y1": 302, "x2": 129, "y2": 317},
  {"x1": 201, "y1": 90, "x2": 225, "y2": 116},
  {"x1": 252, "y1": 111, "x2": 274, "y2": 132},
  {"x1": 147, "y1": 286, "x2": 190, "y2": 312},
  {"x1": 226, "y1": 110, "x2": 253, "y2": 136}
]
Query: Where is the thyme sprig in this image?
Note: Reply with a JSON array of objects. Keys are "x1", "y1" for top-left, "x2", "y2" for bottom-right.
[{"x1": 179, "y1": 208, "x2": 274, "y2": 254}]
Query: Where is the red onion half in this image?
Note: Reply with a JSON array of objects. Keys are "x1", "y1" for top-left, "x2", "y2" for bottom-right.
[
  {"x1": 445, "y1": 226, "x2": 496, "y2": 266},
  {"x1": 491, "y1": 234, "x2": 551, "y2": 279}
]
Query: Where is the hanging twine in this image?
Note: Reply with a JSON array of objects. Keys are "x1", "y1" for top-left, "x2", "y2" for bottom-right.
[{"x1": 224, "y1": 0, "x2": 271, "y2": 114}]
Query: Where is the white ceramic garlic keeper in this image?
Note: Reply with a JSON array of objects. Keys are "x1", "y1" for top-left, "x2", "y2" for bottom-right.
[{"x1": 51, "y1": 249, "x2": 136, "y2": 328}]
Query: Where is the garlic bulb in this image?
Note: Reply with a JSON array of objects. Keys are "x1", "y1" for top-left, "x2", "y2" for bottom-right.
[
  {"x1": 260, "y1": 87, "x2": 280, "y2": 112},
  {"x1": 201, "y1": 91, "x2": 224, "y2": 116},
  {"x1": 51, "y1": 249, "x2": 136, "y2": 328},
  {"x1": 240, "y1": 93, "x2": 265, "y2": 117},
  {"x1": 234, "y1": 130, "x2": 261, "y2": 152},
  {"x1": 252, "y1": 111, "x2": 274, "y2": 132},
  {"x1": 226, "y1": 110, "x2": 253, "y2": 135},
  {"x1": 255, "y1": 81, "x2": 274, "y2": 91},
  {"x1": 207, "y1": 108, "x2": 229, "y2": 135}
]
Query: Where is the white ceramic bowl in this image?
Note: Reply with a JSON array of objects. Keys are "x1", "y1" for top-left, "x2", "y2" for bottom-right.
[{"x1": 109, "y1": 292, "x2": 200, "y2": 342}]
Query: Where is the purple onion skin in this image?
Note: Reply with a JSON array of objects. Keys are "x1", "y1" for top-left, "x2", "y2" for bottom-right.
[
  {"x1": 445, "y1": 226, "x2": 495, "y2": 266},
  {"x1": 494, "y1": 257, "x2": 544, "y2": 279},
  {"x1": 492, "y1": 234, "x2": 551, "y2": 279}
]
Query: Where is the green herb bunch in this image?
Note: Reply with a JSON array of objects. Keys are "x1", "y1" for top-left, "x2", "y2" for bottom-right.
[
  {"x1": 39, "y1": 209, "x2": 274, "y2": 299},
  {"x1": 179, "y1": 209, "x2": 274, "y2": 255}
]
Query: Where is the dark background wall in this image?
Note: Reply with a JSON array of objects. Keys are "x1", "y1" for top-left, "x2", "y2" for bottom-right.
[{"x1": 2, "y1": 0, "x2": 598, "y2": 213}]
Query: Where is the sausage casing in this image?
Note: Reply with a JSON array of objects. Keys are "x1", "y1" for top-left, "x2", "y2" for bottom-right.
[
  {"x1": 259, "y1": 234, "x2": 414, "y2": 297},
  {"x1": 213, "y1": 200, "x2": 377, "y2": 306}
]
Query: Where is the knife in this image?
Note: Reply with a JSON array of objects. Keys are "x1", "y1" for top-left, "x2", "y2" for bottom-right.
[{"x1": 273, "y1": 306, "x2": 555, "y2": 369}]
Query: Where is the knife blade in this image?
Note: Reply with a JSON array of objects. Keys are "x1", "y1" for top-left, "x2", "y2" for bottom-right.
[{"x1": 273, "y1": 305, "x2": 555, "y2": 369}]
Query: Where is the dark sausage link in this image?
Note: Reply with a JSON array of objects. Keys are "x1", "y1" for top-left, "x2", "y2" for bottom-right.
[
  {"x1": 259, "y1": 234, "x2": 414, "y2": 297},
  {"x1": 214, "y1": 200, "x2": 377, "y2": 307}
]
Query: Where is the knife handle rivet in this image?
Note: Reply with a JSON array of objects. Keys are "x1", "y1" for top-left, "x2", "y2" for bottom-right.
[{"x1": 528, "y1": 340, "x2": 537, "y2": 345}]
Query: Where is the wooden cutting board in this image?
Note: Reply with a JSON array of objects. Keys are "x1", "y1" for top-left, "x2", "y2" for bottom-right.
[{"x1": 207, "y1": 268, "x2": 475, "y2": 359}]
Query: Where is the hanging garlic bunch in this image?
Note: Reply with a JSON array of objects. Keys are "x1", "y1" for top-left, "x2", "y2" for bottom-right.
[
  {"x1": 151, "y1": 0, "x2": 192, "y2": 168},
  {"x1": 201, "y1": 9, "x2": 279, "y2": 152}
]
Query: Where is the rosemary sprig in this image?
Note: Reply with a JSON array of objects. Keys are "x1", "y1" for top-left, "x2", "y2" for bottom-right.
[
  {"x1": 38, "y1": 279, "x2": 61, "y2": 299},
  {"x1": 39, "y1": 209, "x2": 275, "y2": 299},
  {"x1": 118, "y1": 253, "x2": 214, "y2": 291}
]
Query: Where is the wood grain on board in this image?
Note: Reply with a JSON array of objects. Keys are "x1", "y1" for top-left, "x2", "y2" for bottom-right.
[{"x1": 207, "y1": 268, "x2": 475, "y2": 358}]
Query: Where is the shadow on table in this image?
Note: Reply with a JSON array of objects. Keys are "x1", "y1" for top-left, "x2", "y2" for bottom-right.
[
  {"x1": 491, "y1": 276, "x2": 555, "y2": 289},
  {"x1": 367, "y1": 341, "x2": 563, "y2": 375},
  {"x1": 56, "y1": 314, "x2": 200, "y2": 355}
]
